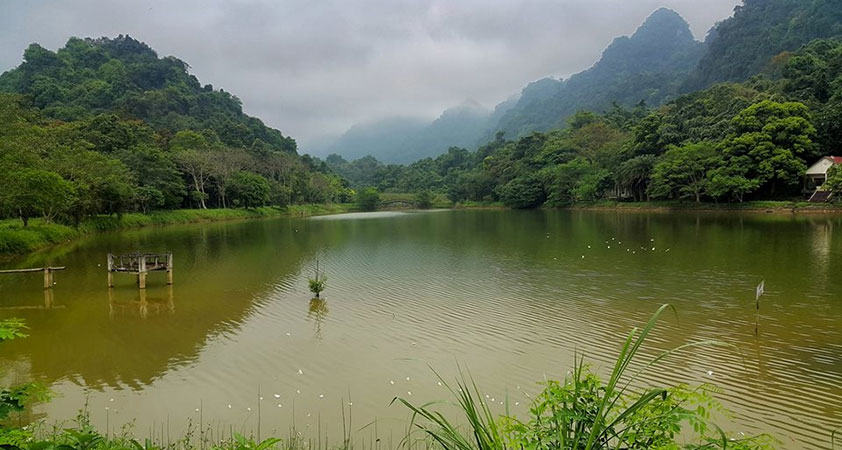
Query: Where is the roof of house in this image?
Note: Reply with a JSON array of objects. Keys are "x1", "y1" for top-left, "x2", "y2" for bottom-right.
[{"x1": 832, "y1": 156, "x2": 842, "y2": 164}]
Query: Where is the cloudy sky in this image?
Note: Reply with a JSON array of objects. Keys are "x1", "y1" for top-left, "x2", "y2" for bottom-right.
[{"x1": 0, "y1": 0, "x2": 740, "y2": 149}]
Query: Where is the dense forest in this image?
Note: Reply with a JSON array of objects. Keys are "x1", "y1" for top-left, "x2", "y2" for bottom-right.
[
  {"x1": 3, "y1": 0, "x2": 842, "y2": 228},
  {"x1": 327, "y1": 37, "x2": 842, "y2": 207},
  {"x1": 0, "y1": 36, "x2": 352, "y2": 226}
]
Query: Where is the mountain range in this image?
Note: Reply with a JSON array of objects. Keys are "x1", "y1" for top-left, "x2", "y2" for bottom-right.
[{"x1": 312, "y1": 0, "x2": 842, "y2": 164}]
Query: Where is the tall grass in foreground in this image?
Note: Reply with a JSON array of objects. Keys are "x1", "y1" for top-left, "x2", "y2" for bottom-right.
[{"x1": 394, "y1": 305, "x2": 776, "y2": 450}]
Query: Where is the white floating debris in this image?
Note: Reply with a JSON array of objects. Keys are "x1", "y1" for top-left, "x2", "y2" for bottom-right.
[
  {"x1": 259, "y1": 396, "x2": 263, "y2": 401},
  {"x1": 298, "y1": 369, "x2": 303, "y2": 375},
  {"x1": 274, "y1": 394, "x2": 281, "y2": 399},
  {"x1": 319, "y1": 394, "x2": 324, "y2": 398},
  {"x1": 665, "y1": 248, "x2": 671, "y2": 252},
  {"x1": 296, "y1": 389, "x2": 301, "y2": 394},
  {"x1": 278, "y1": 404, "x2": 283, "y2": 408},
  {"x1": 348, "y1": 402, "x2": 353, "y2": 406},
  {"x1": 390, "y1": 380, "x2": 395, "y2": 385},
  {"x1": 607, "y1": 246, "x2": 611, "y2": 249},
  {"x1": 407, "y1": 391, "x2": 412, "y2": 396},
  {"x1": 437, "y1": 381, "x2": 442, "y2": 386},
  {"x1": 406, "y1": 376, "x2": 410, "y2": 381},
  {"x1": 286, "y1": 332, "x2": 291, "y2": 336},
  {"x1": 582, "y1": 255, "x2": 585, "y2": 259},
  {"x1": 109, "y1": 398, "x2": 114, "y2": 402},
  {"x1": 247, "y1": 407, "x2": 251, "y2": 411},
  {"x1": 587, "y1": 245, "x2": 591, "y2": 249},
  {"x1": 515, "y1": 402, "x2": 520, "y2": 406},
  {"x1": 195, "y1": 408, "x2": 199, "y2": 412},
  {"x1": 228, "y1": 404, "x2": 232, "y2": 409},
  {"x1": 651, "y1": 248, "x2": 655, "y2": 251},
  {"x1": 307, "y1": 412, "x2": 311, "y2": 417},
  {"x1": 650, "y1": 238, "x2": 655, "y2": 242},
  {"x1": 706, "y1": 370, "x2": 714, "y2": 376}
]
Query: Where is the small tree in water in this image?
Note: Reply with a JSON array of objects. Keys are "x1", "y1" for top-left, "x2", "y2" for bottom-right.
[{"x1": 308, "y1": 261, "x2": 327, "y2": 298}]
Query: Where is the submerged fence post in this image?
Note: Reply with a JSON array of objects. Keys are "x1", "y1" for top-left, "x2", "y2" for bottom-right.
[
  {"x1": 107, "y1": 254, "x2": 114, "y2": 288},
  {"x1": 166, "y1": 252, "x2": 173, "y2": 285},
  {"x1": 138, "y1": 255, "x2": 147, "y2": 289},
  {"x1": 43, "y1": 267, "x2": 52, "y2": 289}
]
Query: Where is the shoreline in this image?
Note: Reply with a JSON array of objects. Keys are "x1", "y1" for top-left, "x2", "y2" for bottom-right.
[
  {"x1": 3, "y1": 199, "x2": 841, "y2": 258},
  {"x1": 561, "y1": 200, "x2": 842, "y2": 214},
  {"x1": 0, "y1": 204, "x2": 356, "y2": 258}
]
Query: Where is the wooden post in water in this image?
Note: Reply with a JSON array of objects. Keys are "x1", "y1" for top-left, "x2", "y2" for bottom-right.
[
  {"x1": 166, "y1": 252, "x2": 173, "y2": 285},
  {"x1": 107, "y1": 254, "x2": 114, "y2": 288},
  {"x1": 43, "y1": 267, "x2": 53, "y2": 289},
  {"x1": 138, "y1": 255, "x2": 147, "y2": 289}
]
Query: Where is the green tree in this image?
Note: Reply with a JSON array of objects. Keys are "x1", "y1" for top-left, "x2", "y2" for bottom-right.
[
  {"x1": 500, "y1": 175, "x2": 545, "y2": 209},
  {"x1": 356, "y1": 187, "x2": 381, "y2": 211},
  {"x1": 649, "y1": 142, "x2": 720, "y2": 202},
  {"x1": 229, "y1": 172, "x2": 271, "y2": 208},
  {"x1": 723, "y1": 100, "x2": 816, "y2": 195},
  {"x1": 0, "y1": 169, "x2": 75, "y2": 226},
  {"x1": 414, "y1": 191, "x2": 433, "y2": 209}
]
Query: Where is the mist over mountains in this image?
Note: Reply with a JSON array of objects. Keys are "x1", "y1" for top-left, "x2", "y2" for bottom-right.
[{"x1": 311, "y1": 8, "x2": 705, "y2": 163}]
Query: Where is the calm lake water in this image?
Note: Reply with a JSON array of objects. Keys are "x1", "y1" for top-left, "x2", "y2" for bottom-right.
[{"x1": 1, "y1": 209, "x2": 841, "y2": 448}]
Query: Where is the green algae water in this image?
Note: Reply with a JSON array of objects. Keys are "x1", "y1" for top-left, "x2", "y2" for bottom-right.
[{"x1": 1, "y1": 209, "x2": 840, "y2": 448}]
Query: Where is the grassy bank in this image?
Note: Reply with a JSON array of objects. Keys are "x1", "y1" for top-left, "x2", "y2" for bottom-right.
[
  {"x1": 565, "y1": 200, "x2": 842, "y2": 212},
  {"x1": 0, "y1": 204, "x2": 354, "y2": 257}
]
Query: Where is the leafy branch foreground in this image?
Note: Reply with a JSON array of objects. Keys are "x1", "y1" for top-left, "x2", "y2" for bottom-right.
[
  {"x1": 1, "y1": 307, "x2": 783, "y2": 450},
  {"x1": 395, "y1": 305, "x2": 776, "y2": 450}
]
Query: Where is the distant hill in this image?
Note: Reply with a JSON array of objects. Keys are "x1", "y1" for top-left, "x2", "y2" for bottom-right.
[
  {"x1": 0, "y1": 35, "x2": 297, "y2": 153},
  {"x1": 490, "y1": 8, "x2": 705, "y2": 140},
  {"x1": 313, "y1": 100, "x2": 494, "y2": 164},
  {"x1": 684, "y1": 0, "x2": 842, "y2": 91},
  {"x1": 321, "y1": 8, "x2": 706, "y2": 163}
]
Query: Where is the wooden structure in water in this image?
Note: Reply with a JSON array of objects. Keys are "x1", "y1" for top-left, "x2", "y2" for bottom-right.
[
  {"x1": 107, "y1": 253, "x2": 173, "y2": 289},
  {"x1": 0, "y1": 266, "x2": 66, "y2": 289}
]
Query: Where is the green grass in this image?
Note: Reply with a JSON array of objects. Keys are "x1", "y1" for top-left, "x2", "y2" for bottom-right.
[{"x1": 0, "y1": 205, "x2": 355, "y2": 257}]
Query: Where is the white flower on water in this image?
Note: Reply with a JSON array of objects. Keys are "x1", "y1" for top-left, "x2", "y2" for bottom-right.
[
  {"x1": 274, "y1": 393, "x2": 281, "y2": 399},
  {"x1": 706, "y1": 370, "x2": 714, "y2": 376}
]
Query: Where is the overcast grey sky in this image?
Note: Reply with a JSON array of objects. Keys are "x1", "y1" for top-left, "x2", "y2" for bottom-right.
[{"x1": 0, "y1": 0, "x2": 740, "y2": 148}]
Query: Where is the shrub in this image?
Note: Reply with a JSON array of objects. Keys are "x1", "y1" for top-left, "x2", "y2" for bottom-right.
[
  {"x1": 500, "y1": 176, "x2": 546, "y2": 209},
  {"x1": 356, "y1": 187, "x2": 381, "y2": 211},
  {"x1": 415, "y1": 191, "x2": 433, "y2": 209}
]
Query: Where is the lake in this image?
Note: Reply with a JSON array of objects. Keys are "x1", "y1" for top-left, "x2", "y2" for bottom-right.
[{"x1": 1, "y1": 209, "x2": 841, "y2": 448}]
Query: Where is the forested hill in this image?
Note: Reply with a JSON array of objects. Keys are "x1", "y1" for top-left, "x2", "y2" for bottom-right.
[
  {"x1": 684, "y1": 0, "x2": 842, "y2": 91},
  {"x1": 1, "y1": 36, "x2": 353, "y2": 228},
  {"x1": 491, "y1": 8, "x2": 705, "y2": 140},
  {"x1": 0, "y1": 35, "x2": 296, "y2": 153}
]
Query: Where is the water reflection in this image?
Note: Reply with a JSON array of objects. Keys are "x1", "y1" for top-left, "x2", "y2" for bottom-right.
[
  {"x1": 308, "y1": 297, "x2": 328, "y2": 339},
  {"x1": 108, "y1": 286, "x2": 175, "y2": 319},
  {"x1": 0, "y1": 211, "x2": 840, "y2": 449}
]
